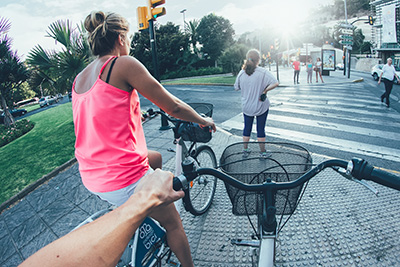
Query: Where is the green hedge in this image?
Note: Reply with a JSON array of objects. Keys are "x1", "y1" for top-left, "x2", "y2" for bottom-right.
[{"x1": 161, "y1": 67, "x2": 224, "y2": 80}]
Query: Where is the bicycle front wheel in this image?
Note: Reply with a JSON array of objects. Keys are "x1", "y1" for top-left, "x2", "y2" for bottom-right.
[{"x1": 184, "y1": 145, "x2": 217, "y2": 215}]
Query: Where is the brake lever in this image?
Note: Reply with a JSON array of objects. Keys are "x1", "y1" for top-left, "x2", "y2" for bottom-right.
[{"x1": 332, "y1": 166, "x2": 379, "y2": 196}]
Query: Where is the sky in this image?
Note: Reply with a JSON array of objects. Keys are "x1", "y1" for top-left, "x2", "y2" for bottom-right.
[{"x1": 0, "y1": 0, "x2": 333, "y2": 60}]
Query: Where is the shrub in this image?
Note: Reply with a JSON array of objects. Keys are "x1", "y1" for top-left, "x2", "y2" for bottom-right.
[
  {"x1": 161, "y1": 67, "x2": 224, "y2": 80},
  {"x1": 0, "y1": 119, "x2": 35, "y2": 147}
]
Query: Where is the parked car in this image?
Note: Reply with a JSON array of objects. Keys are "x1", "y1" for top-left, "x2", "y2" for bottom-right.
[
  {"x1": 56, "y1": 93, "x2": 63, "y2": 100},
  {"x1": 336, "y1": 63, "x2": 344, "y2": 70},
  {"x1": 0, "y1": 109, "x2": 27, "y2": 123},
  {"x1": 371, "y1": 64, "x2": 400, "y2": 81},
  {"x1": 39, "y1": 96, "x2": 58, "y2": 108}
]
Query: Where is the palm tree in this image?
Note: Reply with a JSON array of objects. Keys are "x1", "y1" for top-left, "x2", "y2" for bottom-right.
[
  {"x1": 27, "y1": 20, "x2": 91, "y2": 96},
  {"x1": 0, "y1": 17, "x2": 29, "y2": 127},
  {"x1": 185, "y1": 19, "x2": 199, "y2": 54}
]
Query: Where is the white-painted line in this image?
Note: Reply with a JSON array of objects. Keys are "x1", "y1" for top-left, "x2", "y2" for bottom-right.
[{"x1": 221, "y1": 115, "x2": 400, "y2": 163}]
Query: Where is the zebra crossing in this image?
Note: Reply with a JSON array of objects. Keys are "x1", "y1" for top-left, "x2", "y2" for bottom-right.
[{"x1": 220, "y1": 82, "x2": 400, "y2": 166}]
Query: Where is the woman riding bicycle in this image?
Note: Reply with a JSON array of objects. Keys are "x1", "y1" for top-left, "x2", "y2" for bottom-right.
[{"x1": 72, "y1": 11, "x2": 215, "y2": 267}]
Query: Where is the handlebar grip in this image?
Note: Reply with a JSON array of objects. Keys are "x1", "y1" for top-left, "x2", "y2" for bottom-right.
[
  {"x1": 173, "y1": 177, "x2": 183, "y2": 191},
  {"x1": 369, "y1": 168, "x2": 400, "y2": 191},
  {"x1": 351, "y1": 158, "x2": 400, "y2": 191}
]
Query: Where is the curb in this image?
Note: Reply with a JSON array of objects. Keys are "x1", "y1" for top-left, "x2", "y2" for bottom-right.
[
  {"x1": 0, "y1": 157, "x2": 77, "y2": 214},
  {"x1": 163, "y1": 78, "x2": 364, "y2": 88},
  {"x1": 163, "y1": 82, "x2": 233, "y2": 87}
]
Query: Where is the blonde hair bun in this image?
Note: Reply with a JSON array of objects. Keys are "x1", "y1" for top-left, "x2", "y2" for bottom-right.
[{"x1": 84, "y1": 11, "x2": 106, "y2": 33}]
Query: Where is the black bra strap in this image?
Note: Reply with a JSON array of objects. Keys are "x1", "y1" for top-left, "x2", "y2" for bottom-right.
[{"x1": 105, "y1": 57, "x2": 118, "y2": 84}]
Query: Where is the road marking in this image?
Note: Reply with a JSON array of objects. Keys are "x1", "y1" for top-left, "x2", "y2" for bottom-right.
[
  {"x1": 267, "y1": 114, "x2": 400, "y2": 141},
  {"x1": 270, "y1": 101, "x2": 400, "y2": 120},
  {"x1": 221, "y1": 115, "x2": 400, "y2": 163}
]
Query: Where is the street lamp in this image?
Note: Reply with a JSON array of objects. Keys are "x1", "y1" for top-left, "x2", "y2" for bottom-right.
[{"x1": 180, "y1": 9, "x2": 187, "y2": 30}]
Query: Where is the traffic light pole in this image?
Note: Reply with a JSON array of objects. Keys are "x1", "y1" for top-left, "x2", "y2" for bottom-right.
[
  {"x1": 347, "y1": 48, "x2": 351, "y2": 79},
  {"x1": 149, "y1": 19, "x2": 170, "y2": 130},
  {"x1": 149, "y1": 20, "x2": 160, "y2": 82},
  {"x1": 276, "y1": 53, "x2": 279, "y2": 82}
]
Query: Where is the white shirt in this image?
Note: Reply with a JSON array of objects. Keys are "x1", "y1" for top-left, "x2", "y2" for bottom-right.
[
  {"x1": 234, "y1": 67, "x2": 278, "y2": 116},
  {"x1": 382, "y1": 64, "x2": 397, "y2": 81}
]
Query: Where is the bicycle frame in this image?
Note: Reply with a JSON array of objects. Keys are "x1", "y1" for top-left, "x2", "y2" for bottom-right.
[{"x1": 173, "y1": 138, "x2": 187, "y2": 212}]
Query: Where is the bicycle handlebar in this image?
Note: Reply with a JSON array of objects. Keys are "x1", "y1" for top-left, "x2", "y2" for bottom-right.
[
  {"x1": 147, "y1": 109, "x2": 181, "y2": 124},
  {"x1": 350, "y1": 158, "x2": 400, "y2": 190},
  {"x1": 172, "y1": 157, "x2": 400, "y2": 192}
]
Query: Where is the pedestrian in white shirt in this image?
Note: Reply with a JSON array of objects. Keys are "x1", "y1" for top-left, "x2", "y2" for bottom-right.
[{"x1": 378, "y1": 58, "x2": 400, "y2": 107}]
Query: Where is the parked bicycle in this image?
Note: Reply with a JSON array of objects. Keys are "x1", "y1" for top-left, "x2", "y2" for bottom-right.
[
  {"x1": 173, "y1": 141, "x2": 400, "y2": 267},
  {"x1": 147, "y1": 103, "x2": 218, "y2": 215}
]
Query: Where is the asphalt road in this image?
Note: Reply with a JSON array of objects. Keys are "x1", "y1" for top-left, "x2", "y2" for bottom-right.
[{"x1": 140, "y1": 74, "x2": 400, "y2": 171}]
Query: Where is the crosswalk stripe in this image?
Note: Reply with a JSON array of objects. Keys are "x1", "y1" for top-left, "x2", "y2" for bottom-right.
[
  {"x1": 267, "y1": 114, "x2": 400, "y2": 141},
  {"x1": 221, "y1": 115, "x2": 400, "y2": 163},
  {"x1": 270, "y1": 106, "x2": 400, "y2": 127},
  {"x1": 270, "y1": 101, "x2": 400, "y2": 120}
]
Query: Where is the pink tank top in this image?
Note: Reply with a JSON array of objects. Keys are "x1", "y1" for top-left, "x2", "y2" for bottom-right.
[{"x1": 72, "y1": 56, "x2": 149, "y2": 193}]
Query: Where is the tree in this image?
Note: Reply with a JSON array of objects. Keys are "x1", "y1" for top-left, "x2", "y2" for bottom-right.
[
  {"x1": 352, "y1": 28, "x2": 365, "y2": 53},
  {"x1": 0, "y1": 17, "x2": 29, "y2": 127},
  {"x1": 27, "y1": 20, "x2": 91, "y2": 96},
  {"x1": 197, "y1": 13, "x2": 235, "y2": 66},
  {"x1": 185, "y1": 19, "x2": 200, "y2": 53},
  {"x1": 219, "y1": 44, "x2": 248, "y2": 75},
  {"x1": 131, "y1": 22, "x2": 191, "y2": 77}
]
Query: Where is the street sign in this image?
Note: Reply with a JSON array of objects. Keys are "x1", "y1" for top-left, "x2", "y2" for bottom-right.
[
  {"x1": 340, "y1": 23, "x2": 353, "y2": 29},
  {"x1": 339, "y1": 35, "x2": 353, "y2": 40},
  {"x1": 346, "y1": 45, "x2": 352, "y2": 50},
  {"x1": 339, "y1": 40, "x2": 353, "y2": 45},
  {"x1": 340, "y1": 29, "x2": 353, "y2": 35}
]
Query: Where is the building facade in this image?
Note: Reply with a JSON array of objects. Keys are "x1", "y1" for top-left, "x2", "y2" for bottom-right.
[{"x1": 370, "y1": 0, "x2": 400, "y2": 66}]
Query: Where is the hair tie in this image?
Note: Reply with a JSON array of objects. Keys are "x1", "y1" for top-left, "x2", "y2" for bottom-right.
[{"x1": 248, "y1": 58, "x2": 253, "y2": 62}]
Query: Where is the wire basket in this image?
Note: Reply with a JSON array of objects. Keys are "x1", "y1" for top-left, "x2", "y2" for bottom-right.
[
  {"x1": 188, "y1": 103, "x2": 213, "y2": 117},
  {"x1": 220, "y1": 142, "x2": 312, "y2": 216}
]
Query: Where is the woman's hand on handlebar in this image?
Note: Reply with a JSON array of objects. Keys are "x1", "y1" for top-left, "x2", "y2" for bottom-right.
[{"x1": 200, "y1": 117, "x2": 216, "y2": 132}]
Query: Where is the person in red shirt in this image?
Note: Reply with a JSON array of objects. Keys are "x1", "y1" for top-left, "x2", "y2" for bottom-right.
[{"x1": 292, "y1": 58, "x2": 301, "y2": 84}]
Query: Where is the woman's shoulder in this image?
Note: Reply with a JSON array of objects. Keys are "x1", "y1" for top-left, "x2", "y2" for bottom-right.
[
  {"x1": 114, "y1": 55, "x2": 148, "y2": 75},
  {"x1": 255, "y1": 66, "x2": 268, "y2": 73}
]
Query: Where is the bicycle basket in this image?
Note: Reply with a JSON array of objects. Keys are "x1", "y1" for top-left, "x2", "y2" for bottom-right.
[
  {"x1": 177, "y1": 103, "x2": 214, "y2": 143},
  {"x1": 188, "y1": 103, "x2": 213, "y2": 117},
  {"x1": 178, "y1": 122, "x2": 212, "y2": 143},
  {"x1": 220, "y1": 142, "x2": 312, "y2": 216}
]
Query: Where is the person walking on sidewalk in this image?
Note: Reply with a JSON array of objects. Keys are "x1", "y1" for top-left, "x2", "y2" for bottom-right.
[
  {"x1": 292, "y1": 57, "x2": 301, "y2": 84},
  {"x1": 72, "y1": 11, "x2": 217, "y2": 267},
  {"x1": 378, "y1": 57, "x2": 400, "y2": 107},
  {"x1": 315, "y1": 57, "x2": 324, "y2": 83},
  {"x1": 234, "y1": 49, "x2": 279, "y2": 159},
  {"x1": 306, "y1": 58, "x2": 313, "y2": 84}
]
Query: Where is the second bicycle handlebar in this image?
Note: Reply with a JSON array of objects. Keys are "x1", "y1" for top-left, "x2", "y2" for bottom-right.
[{"x1": 172, "y1": 157, "x2": 400, "y2": 192}]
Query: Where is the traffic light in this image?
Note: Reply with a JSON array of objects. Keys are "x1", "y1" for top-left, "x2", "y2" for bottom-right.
[
  {"x1": 147, "y1": 0, "x2": 166, "y2": 21},
  {"x1": 368, "y1": 15, "x2": 374, "y2": 25},
  {"x1": 274, "y1": 38, "x2": 280, "y2": 50},
  {"x1": 137, "y1": 6, "x2": 149, "y2": 31}
]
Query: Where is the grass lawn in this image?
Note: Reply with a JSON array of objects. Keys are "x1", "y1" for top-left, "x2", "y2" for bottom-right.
[
  {"x1": 162, "y1": 75, "x2": 236, "y2": 85},
  {"x1": 0, "y1": 103, "x2": 75, "y2": 204},
  {"x1": 24, "y1": 103, "x2": 40, "y2": 113}
]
